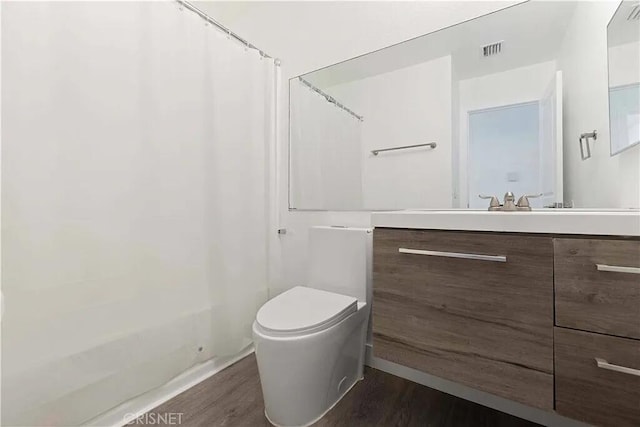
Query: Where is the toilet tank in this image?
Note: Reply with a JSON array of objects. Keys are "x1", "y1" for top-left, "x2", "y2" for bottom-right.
[{"x1": 307, "y1": 226, "x2": 372, "y2": 303}]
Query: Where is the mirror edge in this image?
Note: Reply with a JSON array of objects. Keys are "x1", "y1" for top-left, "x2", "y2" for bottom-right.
[{"x1": 607, "y1": 0, "x2": 640, "y2": 157}]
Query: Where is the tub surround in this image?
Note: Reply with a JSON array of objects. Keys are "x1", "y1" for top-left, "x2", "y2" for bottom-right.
[{"x1": 372, "y1": 210, "x2": 640, "y2": 237}]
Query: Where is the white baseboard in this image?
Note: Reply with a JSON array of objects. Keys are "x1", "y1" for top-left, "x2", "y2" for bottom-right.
[
  {"x1": 84, "y1": 345, "x2": 255, "y2": 427},
  {"x1": 364, "y1": 344, "x2": 587, "y2": 427}
]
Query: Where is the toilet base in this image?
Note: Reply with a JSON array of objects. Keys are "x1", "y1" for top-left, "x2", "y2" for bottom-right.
[{"x1": 263, "y1": 375, "x2": 363, "y2": 427}]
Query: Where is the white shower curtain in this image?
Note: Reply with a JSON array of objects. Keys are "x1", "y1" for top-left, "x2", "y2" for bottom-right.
[
  {"x1": 290, "y1": 78, "x2": 363, "y2": 210},
  {"x1": 1, "y1": 2, "x2": 274, "y2": 425}
]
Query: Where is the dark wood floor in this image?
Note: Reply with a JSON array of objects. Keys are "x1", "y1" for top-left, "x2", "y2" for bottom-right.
[{"x1": 135, "y1": 354, "x2": 540, "y2": 427}]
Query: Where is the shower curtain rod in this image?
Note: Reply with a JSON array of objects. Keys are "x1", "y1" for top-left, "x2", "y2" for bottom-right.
[
  {"x1": 176, "y1": 0, "x2": 280, "y2": 65},
  {"x1": 298, "y1": 77, "x2": 364, "y2": 121}
]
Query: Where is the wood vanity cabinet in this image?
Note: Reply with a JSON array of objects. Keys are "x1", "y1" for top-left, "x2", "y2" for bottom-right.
[
  {"x1": 553, "y1": 237, "x2": 640, "y2": 427},
  {"x1": 372, "y1": 228, "x2": 554, "y2": 410},
  {"x1": 372, "y1": 229, "x2": 640, "y2": 426},
  {"x1": 554, "y1": 238, "x2": 640, "y2": 340},
  {"x1": 554, "y1": 328, "x2": 640, "y2": 427}
]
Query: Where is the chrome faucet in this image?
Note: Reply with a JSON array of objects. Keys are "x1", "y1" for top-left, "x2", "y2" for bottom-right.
[
  {"x1": 479, "y1": 192, "x2": 542, "y2": 211},
  {"x1": 503, "y1": 192, "x2": 517, "y2": 211}
]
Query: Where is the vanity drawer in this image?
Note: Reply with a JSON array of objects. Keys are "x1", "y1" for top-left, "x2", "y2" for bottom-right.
[
  {"x1": 555, "y1": 327, "x2": 640, "y2": 427},
  {"x1": 554, "y1": 238, "x2": 640, "y2": 339},
  {"x1": 372, "y1": 228, "x2": 554, "y2": 410}
]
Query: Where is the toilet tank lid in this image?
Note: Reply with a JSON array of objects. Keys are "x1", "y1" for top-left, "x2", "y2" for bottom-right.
[{"x1": 256, "y1": 286, "x2": 357, "y2": 335}]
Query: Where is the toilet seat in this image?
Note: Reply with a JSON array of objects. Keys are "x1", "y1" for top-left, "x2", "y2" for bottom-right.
[{"x1": 255, "y1": 286, "x2": 358, "y2": 336}]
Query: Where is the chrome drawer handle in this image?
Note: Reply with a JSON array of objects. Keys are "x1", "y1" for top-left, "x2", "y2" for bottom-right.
[
  {"x1": 398, "y1": 248, "x2": 507, "y2": 263},
  {"x1": 596, "y1": 264, "x2": 640, "y2": 274},
  {"x1": 595, "y1": 358, "x2": 640, "y2": 377}
]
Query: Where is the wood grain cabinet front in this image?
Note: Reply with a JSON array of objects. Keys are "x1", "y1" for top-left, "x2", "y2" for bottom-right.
[
  {"x1": 554, "y1": 238, "x2": 640, "y2": 339},
  {"x1": 372, "y1": 228, "x2": 554, "y2": 410},
  {"x1": 555, "y1": 327, "x2": 640, "y2": 427}
]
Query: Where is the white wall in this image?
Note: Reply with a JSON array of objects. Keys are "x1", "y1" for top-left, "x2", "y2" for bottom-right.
[
  {"x1": 327, "y1": 56, "x2": 452, "y2": 210},
  {"x1": 456, "y1": 61, "x2": 557, "y2": 207},
  {"x1": 559, "y1": 1, "x2": 640, "y2": 209},
  {"x1": 199, "y1": 1, "x2": 521, "y2": 295}
]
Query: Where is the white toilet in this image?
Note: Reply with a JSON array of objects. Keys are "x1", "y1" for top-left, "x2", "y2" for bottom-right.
[{"x1": 253, "y1": 226, "x2": 372, "y2": 427}]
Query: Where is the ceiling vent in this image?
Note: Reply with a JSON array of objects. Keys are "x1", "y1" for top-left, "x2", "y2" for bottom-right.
[
  {"x1": 628, "y1": 4, "x2": 640, "y2": 20},
  {"x1": 482, "y1": 41, "x2": 503, "y2": 57}
]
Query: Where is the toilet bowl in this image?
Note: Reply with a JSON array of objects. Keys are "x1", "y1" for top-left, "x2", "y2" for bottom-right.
[{"x1": 253, "y1": 226, "x2": 372, "y2": 427}]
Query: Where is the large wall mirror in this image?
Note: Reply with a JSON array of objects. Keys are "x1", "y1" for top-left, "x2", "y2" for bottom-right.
[
  {"x1": 608, "y1": 0, "x2": 640, "y2": 156},
  {"x1": 289, "y1": 1, "x2": 640, "y2": 211}
]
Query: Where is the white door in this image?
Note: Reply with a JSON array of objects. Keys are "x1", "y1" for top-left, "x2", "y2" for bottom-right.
[
  {"x1": 539, "y1": 70, "x2": 563, "y2": 207},
  {"x1": 467, "y1": 102, "x2": 541, "y2": 209}
]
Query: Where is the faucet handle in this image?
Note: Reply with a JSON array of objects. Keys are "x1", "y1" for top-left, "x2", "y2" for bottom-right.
[
  {"x1": 479, "y1": 194, "x2": 500, "y2": 210},
  {"x1": 517, "y1": 193, "x2": 543, "y2": 208}
]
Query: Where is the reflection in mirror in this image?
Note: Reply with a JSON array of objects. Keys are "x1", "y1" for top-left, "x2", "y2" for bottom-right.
[
  {"x1": 290, "y1": 77, "x2": 364, "y2": 210},
  {"x1": 608, "y1": 0, "x2": 640, "y2": 156},
  {"x1": 290, "y1": 1, "x2": 640, "y2": 211}
]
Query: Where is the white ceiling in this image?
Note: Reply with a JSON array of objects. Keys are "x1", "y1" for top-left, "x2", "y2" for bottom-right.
[
  {"x1": 195, "y1": 1, "x2": 522, "y2": 78},
  {"x1": 303, "y1": 1, "x2": 578, "y2": 88}
]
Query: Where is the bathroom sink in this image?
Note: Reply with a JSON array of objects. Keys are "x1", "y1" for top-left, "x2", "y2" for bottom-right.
[
  {"x1": 372, "y1": 209, "x2": 640, "y2": 236},
  {"x1": 403, "y1": 208, "x2": 640, "y2": 212}
]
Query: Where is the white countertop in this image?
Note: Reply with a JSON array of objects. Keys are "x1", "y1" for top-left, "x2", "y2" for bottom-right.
[{"x1": 371, "y1": 209, "x2": 640, "y2": 236}]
